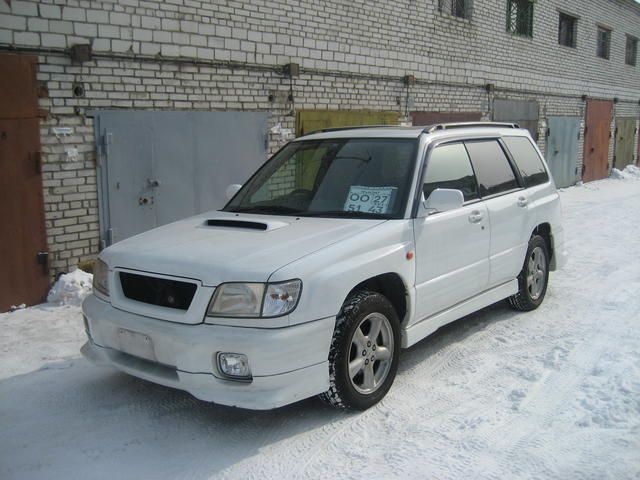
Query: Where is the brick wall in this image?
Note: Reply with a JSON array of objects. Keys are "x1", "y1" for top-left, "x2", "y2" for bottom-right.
[{"x1": 1, "y1": 0, "x2": 639, "y2": 275}]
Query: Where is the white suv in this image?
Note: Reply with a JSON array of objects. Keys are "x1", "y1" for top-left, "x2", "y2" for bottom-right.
[{"x1": 82, "y1": 122, "x2": 566, "y2": 410}]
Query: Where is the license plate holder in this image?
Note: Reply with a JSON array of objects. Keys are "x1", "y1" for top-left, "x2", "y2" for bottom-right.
[{"x1": 117, "y1": 328, "x2": 156, "y2": 362}]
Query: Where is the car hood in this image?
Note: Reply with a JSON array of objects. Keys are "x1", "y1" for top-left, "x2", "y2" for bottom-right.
[{"x1": 101, "y1": 211, "x2": 387, "y2": 285}]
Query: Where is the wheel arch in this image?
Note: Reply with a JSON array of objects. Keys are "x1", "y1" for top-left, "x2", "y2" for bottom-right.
[
  {"x1": 344, "y1": 272, "x2": 409, "y2": 325},
  {"x1": 532, "y1": 222, "x2": 553, "y2": 264}
]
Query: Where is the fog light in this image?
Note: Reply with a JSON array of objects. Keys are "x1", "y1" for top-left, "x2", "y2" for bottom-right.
[{"x1": 217, "y1": 353, "x2": 251, "y2": 379}]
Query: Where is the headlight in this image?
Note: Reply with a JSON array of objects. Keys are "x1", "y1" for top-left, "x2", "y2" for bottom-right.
[
  {"x1": 207, "y1": 279, "x2": 302, "y2": 318},
  {"x1": 207, "y1": 283, "x2": 264, "y2": 317},
  {"x1": 93, "y1": 259, "x2": 109, "y2": 296}
]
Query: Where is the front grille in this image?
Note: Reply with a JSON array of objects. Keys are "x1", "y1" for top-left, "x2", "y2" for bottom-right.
[{"x1": 119, "y1": 272, "x2": 197, "y2": 310}]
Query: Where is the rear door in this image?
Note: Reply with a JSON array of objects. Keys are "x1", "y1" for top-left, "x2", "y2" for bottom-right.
[
  {"x1": 413, "y1": 142, "x2": 490, "y2": 321},
  {"x1": 465, "y1": 139, "x2": 529, "y2": 288}
]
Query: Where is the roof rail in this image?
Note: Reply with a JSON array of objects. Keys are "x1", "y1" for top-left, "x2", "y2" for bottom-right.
[
  {"x1": 424, "y1": 122, "x2": 520, "y2": 133},
  {"x1": 301, "y1": 125, "x2": 404, "y2": 137}
]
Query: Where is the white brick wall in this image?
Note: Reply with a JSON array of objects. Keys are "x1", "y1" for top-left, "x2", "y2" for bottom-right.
[{"x1": 0, "y1": 0, "x2": 639, "y2": 275}]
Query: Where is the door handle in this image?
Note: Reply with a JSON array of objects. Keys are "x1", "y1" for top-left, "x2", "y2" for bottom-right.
[
  {"x1": 468, "y1": 211, "x2": 484, "y2": 224},
  {"x1": 36, "y1": 251, "x2": 49, "y2": 275},
  {"x1": 147, "y1": 178, "x2": 161, "y2": 188},
  {"x1": 517, "y1": 196, "x2": 528, "y2": 208}
]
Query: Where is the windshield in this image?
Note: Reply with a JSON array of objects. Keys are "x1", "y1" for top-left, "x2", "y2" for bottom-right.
[{"x1": 224, "y1": 138, "x2": 418, "y2": 219}]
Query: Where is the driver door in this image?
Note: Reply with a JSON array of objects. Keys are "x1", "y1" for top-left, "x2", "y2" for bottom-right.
[{"x1": 413, "y1": 142, "x2": 490, "y2": 322}]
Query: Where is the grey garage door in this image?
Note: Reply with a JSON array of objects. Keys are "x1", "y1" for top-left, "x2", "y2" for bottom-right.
[
  {"x1": 92, "y1": 111, "x2": 269, "y2": 246},
  {"x1": 545, "y1": 116, "x2": 581, "y2": 188},
  {"x1": 493, "y1": 99, "x2": 539, "y2": 140}
]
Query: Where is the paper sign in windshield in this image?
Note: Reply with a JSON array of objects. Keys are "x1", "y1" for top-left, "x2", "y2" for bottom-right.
[{"x1": 344, "y1": 186, "x2": 397, "y2": 214}]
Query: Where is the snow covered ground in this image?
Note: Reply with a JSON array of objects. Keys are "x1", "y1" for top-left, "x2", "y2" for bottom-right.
[{"x1": 1, "y1": 176, "x2": 639, "y2": 480}]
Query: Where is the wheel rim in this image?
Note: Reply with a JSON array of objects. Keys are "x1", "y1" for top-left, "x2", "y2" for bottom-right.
[
  {"x1": 526, "y1": 246, "x2": 547, "y2": 301},
  {"x1": 348, "y1": 312, "x2": 394, "y2": 395}
]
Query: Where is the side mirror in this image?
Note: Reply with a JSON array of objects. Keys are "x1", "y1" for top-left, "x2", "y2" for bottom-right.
[
  {"x1": 418, "y1": 188, "x2": 464, "y2": 217},
  {"x1": 225, "y1": 184, "x2": 242, "y2": 200}
]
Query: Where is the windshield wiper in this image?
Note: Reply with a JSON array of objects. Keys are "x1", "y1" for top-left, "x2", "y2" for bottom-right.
[
  {"x1": 298, "y1": 210, "x2": 392, "y2": 219},
  {"x1": 226, "y1": 205, "x2": 304, "y2": 215}
]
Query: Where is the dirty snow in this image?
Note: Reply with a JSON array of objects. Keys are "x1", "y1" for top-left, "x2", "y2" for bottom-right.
[
  {"x1": 610, "y1": 164, "x2": 640, "y2": 180},
  {"x1": 1, "y1": 177, "x2": 640, "y2": 480},
  {"x1": 46, "y1": 268, "x2": 93, "y2": 306}
]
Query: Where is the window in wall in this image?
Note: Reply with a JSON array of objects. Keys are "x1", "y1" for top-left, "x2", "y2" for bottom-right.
[
  {"x1": 438, "y1": 0, "x2": 472, "y2": 20},
  {"x1": 558, "y1": 12, "x2": 577, "y2": 48},
  {"x1": 626, "y1": 35, "x2": 638, "y2": 66},
  {"x1": 506, "y1": 0, "x2": 534, "y2": 38},
  {"x1": 423, "y1": 143, "x2": 479, "y2": 202},
  {"x1": 465, "y1": 140, "x2": 520, "y2": 197},
  {"x1": 596, "y1": 26, "x2": 612, "y2": 59}
]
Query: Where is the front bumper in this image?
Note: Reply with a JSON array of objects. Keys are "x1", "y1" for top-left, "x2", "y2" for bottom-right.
[{"x1": 81, "y1": 294, "x2": 335, "y2": 410}]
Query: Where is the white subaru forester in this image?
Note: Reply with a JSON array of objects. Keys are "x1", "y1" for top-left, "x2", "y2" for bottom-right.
[{"x1": 82, "y1": 122, "x2": 566, "y2": 410}]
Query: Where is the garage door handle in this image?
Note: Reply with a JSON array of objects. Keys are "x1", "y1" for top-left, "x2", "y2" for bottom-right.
[
  {"x1": 468, "y1": 211, "x2": 484, "y2": 223},
  {"x1": 517, "y1": 196, "x2": 528, "y2": 208},
  {"x1": 147, "y1": 178, "x2": 161, "y2": 188}
]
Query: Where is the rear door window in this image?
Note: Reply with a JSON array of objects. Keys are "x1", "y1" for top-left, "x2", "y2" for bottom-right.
[
  {"x1": 464, "y1": 140, "x2": 519, "y2": 197},
  {"x1": 423, "y1": 143, "x2": 479, "y2": 202},
  {"x1": 502, "y1": 136, "x2": 549, "y2": 187}
]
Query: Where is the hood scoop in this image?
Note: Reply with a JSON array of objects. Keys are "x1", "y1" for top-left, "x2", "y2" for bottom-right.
[{"x1": 204, "y1": 217, "x2": 289, "y2": 232}]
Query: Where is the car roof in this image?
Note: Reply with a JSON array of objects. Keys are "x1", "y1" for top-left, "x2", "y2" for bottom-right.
[{"x1": 294, "y1": 122, "x2": 529, "y2": 141}]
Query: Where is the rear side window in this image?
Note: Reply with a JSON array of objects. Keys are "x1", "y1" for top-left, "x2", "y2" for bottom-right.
[
  {"x1": 423, "y1": 143, "x2": 479, "y2": 202},
  {"x1": 465, "y1": 140, "x2": 519, "y2": 197},
  {"x1": 502, "y1": 136, "x2": 549, "y2": 187}
]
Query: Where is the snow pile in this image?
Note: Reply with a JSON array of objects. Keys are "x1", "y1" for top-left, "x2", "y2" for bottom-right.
[
  {"x1": 610, "y1": 164, "x2": 640, "y2": 180},
  {"x1": 0, "y1": 303, "x2": 85, "y2": 380},
  {"x1": 46, "y1": 268, "x2": 93, "y2": 306}
]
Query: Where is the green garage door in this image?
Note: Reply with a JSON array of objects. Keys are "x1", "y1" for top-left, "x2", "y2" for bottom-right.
[
  {"x1": 296, "y1": 110, "x2": 400, "y2": 137},
  {"x1": 614, "y1": 118, "x2": 637, "y2": 170}
]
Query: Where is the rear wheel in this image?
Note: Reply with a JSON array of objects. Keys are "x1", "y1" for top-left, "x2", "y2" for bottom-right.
[
  {"x1": 319, "y1": 290, "x2": 401, "y2": 410},
  {"x1": 508, "y1": 235, "x2": 549, "y2": 311}
]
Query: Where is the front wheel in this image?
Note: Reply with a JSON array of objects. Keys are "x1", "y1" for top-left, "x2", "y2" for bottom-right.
[
  {"x1": 319, "y1": 290, "x2": 401, "y2": 410},
  {"x1": 508, "y1": 235, "x2": 550, "y2": 311}
]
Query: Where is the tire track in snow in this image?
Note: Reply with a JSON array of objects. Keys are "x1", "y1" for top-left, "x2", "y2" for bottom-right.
[
  {"x1": 231, "y1": 306, "x2": 536, "y2": 480},
  {"x1": 214, "y1": 312, "x2": 508, "y2": 479}
]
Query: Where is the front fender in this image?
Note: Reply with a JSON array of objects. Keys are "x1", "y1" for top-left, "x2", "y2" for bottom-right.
[{"x1": 269, "y1": 220, "x2": 416, "y2": 326}]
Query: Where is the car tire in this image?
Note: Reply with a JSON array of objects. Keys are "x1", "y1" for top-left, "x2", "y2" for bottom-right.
[
  {"x1": 508, "y1": 235, "x2": 550, "y2": 312},
  {"x1": 319, "y1": 290, "x2": 401, "y2": 410}
]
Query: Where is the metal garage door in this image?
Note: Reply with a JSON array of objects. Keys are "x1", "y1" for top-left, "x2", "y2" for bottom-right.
[
  {"x1": 545, "y1": 116, "x2": 581, "y2": 188},
  {"x1": 614, "y1": 117, "x2": 637, "y2": 170},
  {"x1": 0, "y1": 54, "x2": 49, "y2": 311},
  {"x1": 296, "y1": 110, "x2": 400, "y2": 137},
  {"x1": 583, "y1": 99, "x2": 613, "y2": 182},
  {"x1": 493, "y1": 99, "x2": 539, "y2": 140},
  {"x1": 411, "y1": 111, "x2": 483, "y2": 126},
  {"x1": 93, "y1": 111, "x2": 269, "y2": 246}
]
